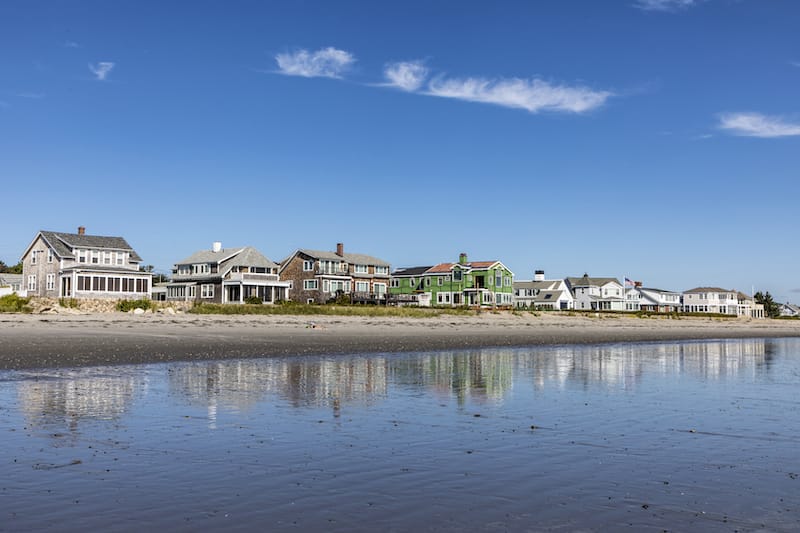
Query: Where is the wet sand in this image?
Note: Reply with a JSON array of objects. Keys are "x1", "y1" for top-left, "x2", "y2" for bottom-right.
[{"x1": 2, "y1": 312, "x2": 799, "y2": 370}]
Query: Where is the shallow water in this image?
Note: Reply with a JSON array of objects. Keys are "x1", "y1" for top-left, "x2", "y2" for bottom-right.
[{"x1": 1, "y1": 338, "x2": 799, "y2": 532}]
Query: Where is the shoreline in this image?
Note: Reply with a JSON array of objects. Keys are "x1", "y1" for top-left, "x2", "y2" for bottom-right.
[{"x1": 2, "y1": 312, "x2": 799, "y2": 370}]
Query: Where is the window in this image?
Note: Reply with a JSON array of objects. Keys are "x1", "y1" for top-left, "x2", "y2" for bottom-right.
[
  {"x1": 374, "y1": 283, "x2": 387, "y2": 295},
  {"x1": 201, "y1": 284, "x2": 214, "y2": 298},
  {"x1": 47, "y1": 249, "x2": 54, "y2": 263},
  {"x1": 390, "y1": 279, "x2": 399, "y2": 288},
  {"x1": 188, "y1": 285, "x2": 197, "y2": 299},
  {"x1": 355, "y1": 281, "x2": 369, "y2": 292},
  {"x1": 108, "y1": 278, "x2": 121, "y2": 292},
  {"x1": 78, "y1": 250, "x2": 87, "y2": 263},
  {"x1": 410, "y1": 277, "x2": 416, "y2": 286},
  {"x1": 303, "y1": 260, "x2": 314, "y2": 272},
  {"x1": 92, "y1": 251, "x2": 99, "y2": 264},
  {"x1": 504, "y1": 276, "x2": 511, "y2": 287},
  {"x1": 26, "y1": 274, "x2": 35, "y2": 290},
  {"x1": 375, "y1": 266, "x2": 389, "y2": 275},
  {"x1": 303, "y1": 279, "x2": 318, "y2": 290},
  {"x1": 425, "y1": 277, "x2": 431, "y2": 287},
  {"x1": 354, "y1": 264, "x2": 368, "y2": 274},
  {"x1": 93, "y1": 277, "x2": 105, "y2": 291},
  {"x1": 437, "y1": 277, "x2": 443, "y2": 286},
  {"x1": 178, "y1": 265, "x2": 191, "y2": 275},
  {"x1": 78, "y1": 276, "x2": 91, "y2": 291},
  {"x1": 453, "y1": 270, "x2": 462, "y2": 282},
  {"x1": 322, "y1": 280, "x2": 330, "y2": 293},
  {"x1": 30, "y1": 251, "x2": 38, "y2": 265},
  {"x1": 103, "y1": 252, "x2": 111, "y2": 265},
  {"x1": 193, "y1": 264, "x2": 210, "y2": 275},
  {"x1": 495, "y1": 272, "x2": 502, "y2": 286},
  {"x1": 116, "y1": 252, "x2": 124, "y2": 265},
  {"x1": 46, "y1": 274, "x2": 56, "y2": 290}
]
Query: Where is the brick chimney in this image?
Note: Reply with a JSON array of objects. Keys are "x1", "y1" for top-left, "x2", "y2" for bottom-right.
[
  {"x1": 78, "y1": 226, "x2": 86, "y2": 235},
  {"x1": 336, "y1": 243, "x2": 344, "y2": 257}
]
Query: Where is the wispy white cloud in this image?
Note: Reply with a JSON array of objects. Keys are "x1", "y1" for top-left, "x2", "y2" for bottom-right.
[
  {"x1": 718, "y1": 112, "x2": 800, "y2": 138},
  {"x1": 63, "y1": 41, "x2": 81, "y2": 48},
  {"x1": 425, "y1": 76, "x2": 612, "y2": 114},
  {"x1": 17, "y1": 92, "x2": 45, "y2": 99},
  {"x1": 634, "y1": 0, "x2": 698, "y2": 11},
  {"x1": 275, "y1": 47, "x2": 355, "y2": 79},
  {"x1": 790, "y1": 61, "x2": 800, "y2": 68},
  {"x1": 692, "y1": 133, "x2": 714, "y2": 140},
  {"x1": 383, "y1": 61, "x2": 429, "y2": 92},
  {"x1": 89, "y1": 62, "x2": 115, "y2": 81}
]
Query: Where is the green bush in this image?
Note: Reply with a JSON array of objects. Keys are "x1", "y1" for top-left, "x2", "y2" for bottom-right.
[
  {"x1": 0, "y1": 293, "x2": 31, "y2": 313},
  {"x1": 244, "y1": 296, "x2": 263, "y2": 305},
  {"x1": 117, "y1": 298, "x2": 152, "y2": 312}
]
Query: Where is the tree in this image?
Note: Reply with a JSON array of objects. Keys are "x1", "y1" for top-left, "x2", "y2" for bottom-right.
[
  {"x1": 0, "y1": 261, "x2": 22, "y2": 274},
  {"x1": 754, "y1": 291, "x2": 781, "y2": 318}
]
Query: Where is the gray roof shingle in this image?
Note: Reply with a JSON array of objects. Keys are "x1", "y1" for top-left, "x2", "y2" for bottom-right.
[{"x1": 40, "y1": 230, "x2": 143, "y2": 262}]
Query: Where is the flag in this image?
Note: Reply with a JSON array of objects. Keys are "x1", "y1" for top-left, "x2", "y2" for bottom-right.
[{"x1": 625, "y1": 277, "x2": 635, "y2": 287}]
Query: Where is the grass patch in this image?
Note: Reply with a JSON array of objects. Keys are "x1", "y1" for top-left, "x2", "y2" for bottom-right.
[
  {"x1": 0, "y1": 293, "x2": 31, "y2": 313},
  {"x1": 117, "y1": 299, "x2": 153, "y2": 312},
  {"x1": 59, "y1": 298, "x2": 79, "y2": 309},
  {"x1": 189, "y1": 301, "x2": 478, "y2": 318}
]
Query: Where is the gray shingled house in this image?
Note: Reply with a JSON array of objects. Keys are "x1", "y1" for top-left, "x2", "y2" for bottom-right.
[
  {"x1": 20, "y1": 227, "x2": 152, "y2": 299},
  {"x1": 166, "y1": 242, "x2": 290, "y2": 304}
]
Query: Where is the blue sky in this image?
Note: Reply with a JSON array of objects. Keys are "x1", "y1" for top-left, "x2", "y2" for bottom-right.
[{"x1": 1, "y1": 0, "x2": 799, "y2": 301}]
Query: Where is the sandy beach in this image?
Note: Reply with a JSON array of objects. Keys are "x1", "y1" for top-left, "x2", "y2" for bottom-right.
[{"x1": 0, "y1": 312, "x2": 798, "y2": 370}]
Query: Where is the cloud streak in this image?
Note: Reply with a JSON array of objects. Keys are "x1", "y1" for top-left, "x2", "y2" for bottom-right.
[
  {"x1": 383, "y1": 61, "x2": 429, "y2": 92},
  {"x1": 89, "y1": 62, "x2": 115, "y2": 81},
  {"x1": 275, "y1": 47, "x2": 355, "y2": 79},
  {"x1": 425, "y1": 76, "x2": 612, "y2": 114},
  {"x1": 718, "y1": 112, "x2": 800, "y2": 138},
  {"x1": 633, "y1": 0, "x2": 698, "y2": 11}
]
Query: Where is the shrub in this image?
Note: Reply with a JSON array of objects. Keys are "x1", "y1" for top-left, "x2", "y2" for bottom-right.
[
  {"x1": 244, "y1": 296, "x2": 262, "y2": 305},
  {"x1": 0, "y1": 293, "x2": 31, "y2": 313},
  {"x1": 117, "y1": 298, "x2": 152, "y2": 312},
  {"x1": 59, "y1": 298, "x2": 79, "y2": 309}
]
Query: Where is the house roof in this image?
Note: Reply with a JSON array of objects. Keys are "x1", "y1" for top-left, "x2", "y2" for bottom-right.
[
  {"x1": 426, "y1": 260, "x2": 507, "y2": 274},
  {"x1": 683, "y1": 287, "x2": 733, "y2": 294},
  {"x1": 0, "y1": 273, "x2": 22, "y2": 285},
  {"x1": 566, "y1": 275, "x2": 621, "y2": 287},
  {"x1": 175, "y1": 246, "x2": 278, "y2": 270},
  {"x1": 34, "y1": 230, "x2": 143, "y2": 262},
  {"x1": 391, "y1": 266, "x2": 434, "y2": 277},
  {"x1": 534, "y1": 290, "x2": 564, "y2": 302},
  {"x1": 638, "y1": 287, "x2": 680, "y2": 295},
  {"x1": 513, "y1": 280, "x2": 563, "y2": 291},
  {"x1": 296, "y1": 248, "x2": 391, "y2": 267},
  {"x1": 427, "y1": 262, "x2": 455, "y2": 274}
]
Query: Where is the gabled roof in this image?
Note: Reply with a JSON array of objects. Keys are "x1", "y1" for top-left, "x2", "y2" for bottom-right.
[
  {"x1": 638, "y1": 287, "x2": 680, "y2": 295},
  {"x1": 28, "y1": 230, "x2": 143, "y2": 262},
  {"x1": 513, "y1": 280, "x2": 563, "y2": 291},
  {"x1": 566, "y1": 275, "x2": 621, "y2": 288},
  {"x1": 683, "y1": 287, "x2": 733, "y2": 294},
  {"x1": 175, "y1": 246, "x2": 278, "y2": 270},
  {"x1": 0, "y1": 273, "x2": 23, "y2": 285},
  {"x1": 391, "y1": 266, "x2": 434, "y2": 277},
  {"x1": 427, "y1": 262, "x2": 455, "y2": 274},
  {"x1": 535, "y1": 290, "x2": 564, "y2": 302},
  {"x1": 426, "y1": 260, "x2": 509, "y2": 274},
  {"x1": 295, "y1": 248, "x2": 391, "y2": 267}
]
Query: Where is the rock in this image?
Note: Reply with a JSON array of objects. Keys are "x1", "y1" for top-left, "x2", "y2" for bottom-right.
[{"x1": 133, "y1": 308, "x2": 145, "y2": 315}]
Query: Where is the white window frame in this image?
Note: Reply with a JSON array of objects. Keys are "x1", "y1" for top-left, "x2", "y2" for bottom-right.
[
  {"x1": 303, "y1": 279, "x2": 318, "y2": 290},
  {"x1": 201, "y1": 284, "x2": 214, "y2": 299},
  {"x1": 47, "y1": 249, "x2": 54, "y2": 263},
  {"x1": 375, "y1": 266, "x2": 388, "y2": 275},
  {"x1": 188, "y1": 285, "x2": 197, "y2": 299},
  {"x1": 390, "y1": 279, "x2": 399, "y2": 288},
  {"x1": 354, "y1": 264, "x2": 368, "y2": 274},
  {"x1": 28, "y1": 275, "x2": 37, "y2": 291},
  {"x1": 355, "y1": 281, "x2": 369, "y2": 292},
  {"x1": 46, "y1": 273, "x2": 55, "y2": 290},
  {"x1": 303, "y1": 260, "x2": 314, "y2": 272},
  {"x1": 30, "y1": 250, "x2": 38, "y2": 265},
  {"x1": 374, "y1": 282, "x2": 387, "y2": 295}
]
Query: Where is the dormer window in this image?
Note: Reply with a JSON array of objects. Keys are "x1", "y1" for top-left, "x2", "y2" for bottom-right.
[
  {"x1": 193, "y1": 264, "x2": 210, "y2": 275},
  {"x1": 354, "y1": 264, "x2": 368, "y2": 274}
]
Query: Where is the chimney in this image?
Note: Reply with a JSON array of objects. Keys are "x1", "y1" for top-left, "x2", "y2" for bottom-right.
[
  {"x1": 459, "y1": 253, "x2": 468, "y2": 265},
  {"x1": 534, "y1": 270, "x2": 545, "y2": 282},
  {"x1": 212, "y1": 242, "x2": 222, "y2": 253},
  {"x1": 336, "y1": 243, "x2": 344, "y2": 257},
  {"x1": 78, "y1": 226, "x2": 86, "y2": 235}
]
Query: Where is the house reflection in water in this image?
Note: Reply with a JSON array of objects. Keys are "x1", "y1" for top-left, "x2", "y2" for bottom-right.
[{"x1": 17, "y1": 369, "x2": 141, "y2": 441}]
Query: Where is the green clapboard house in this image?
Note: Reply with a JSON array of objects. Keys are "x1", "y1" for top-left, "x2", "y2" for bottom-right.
[{"x1": 389, "y1": 253, "x2": 514, "y2": 308}]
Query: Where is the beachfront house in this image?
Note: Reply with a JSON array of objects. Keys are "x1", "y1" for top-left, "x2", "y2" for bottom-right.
[
  {"x1": 682, "y1": 287, "x2": 740, "y2": 315},
  {"x1": 637, "y1": 286, "x2": 682, "y2": 313},
  {"x1": 388, "y1": 266, "x2": 434, "y2": 306},
  {"x1": 779, "y1": 303, "x2": 800, "y2": 317},
  {"x1": 513, "y1": 270, "x2": 573, "y2": 310},
  {"x1": 166, "y1": 243, "x2": 290, "y2": 304},
  {"x1": 0, "y1": 273, "x2": 24, "y2": 297},
  {"x1": 567, "y1": 274, "x2": 625, "y2": 311},
  {"x1": 389, "y1": 253, "x2": 514, "y2": 308},
  {"x1": 279, "y1": 243, "x2": 391, "y2": 304},
  {"x1": 20, "y1": 227, "x2": 152, "y2": 300}
]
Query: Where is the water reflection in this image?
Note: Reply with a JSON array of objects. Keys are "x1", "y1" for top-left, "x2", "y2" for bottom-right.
[
  {"x1": 16, "y1": 369, "x2": 141, "y2": 441},
  {"x1": 13, "y1": 338, "x2": 775, "y2": 433}
]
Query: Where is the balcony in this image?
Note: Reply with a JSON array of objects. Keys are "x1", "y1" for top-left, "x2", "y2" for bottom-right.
[{"x1": 226, "y1": 272, "x2": 280, "y2": 282}]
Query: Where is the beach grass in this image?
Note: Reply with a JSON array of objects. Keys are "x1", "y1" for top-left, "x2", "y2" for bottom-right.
[
  {"x1": 0, "y1": 294, "x2": 31, "y2": 313},
  {"x1": 188, "y1": 301, "x2": 478, "y2": 318}
]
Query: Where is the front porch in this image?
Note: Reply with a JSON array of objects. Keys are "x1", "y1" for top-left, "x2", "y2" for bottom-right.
[{"x1": 222, "y1": 273, "x2": 291, "y2": 304}]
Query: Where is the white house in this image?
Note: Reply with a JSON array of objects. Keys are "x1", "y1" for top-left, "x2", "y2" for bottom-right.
[
  {"x1": 513, "y1": 270, "x2": 574, "y2": 310},
  {"x1": 567, "y1": 274, "x2": 625, "y2": 311},
  {"x1": 0, "y1": 274, "x2": 24, "y2": 297},
  {"x1": 779, "y1": 303, "x2": 800, "y2": 317},
  {"x1": 682, "y1": 287, "x2": 764, "y2": 318},
  {"x1": 639, "y1": 286, "x2": 682, "y2": 312}
]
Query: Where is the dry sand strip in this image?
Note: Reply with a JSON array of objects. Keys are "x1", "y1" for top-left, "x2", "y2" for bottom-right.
[{"x1": 1, "y1": 313, "x2": 799, "y2": 370}]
